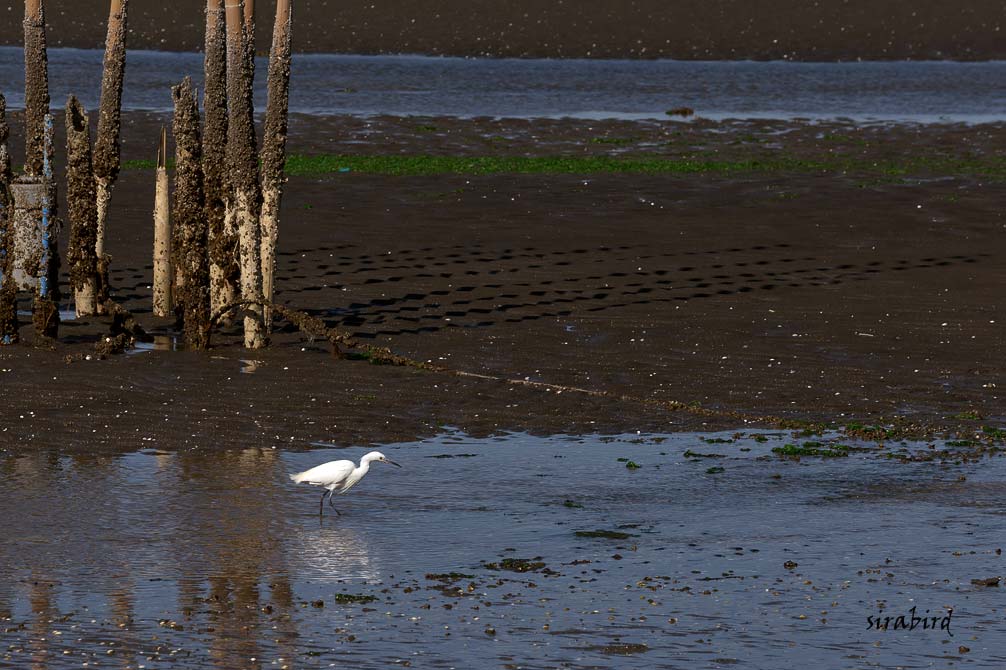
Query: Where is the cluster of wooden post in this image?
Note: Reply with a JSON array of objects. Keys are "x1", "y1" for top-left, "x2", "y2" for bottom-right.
[
  {"x1": 156, "y1": 0, "x2": 292, "y2": 349},
  {"x1": 0, "y1": 0, "x2": 128, "y2": 345},
  {"x1": 0, "y1": 0, "x2": 291, "y2": 351}
]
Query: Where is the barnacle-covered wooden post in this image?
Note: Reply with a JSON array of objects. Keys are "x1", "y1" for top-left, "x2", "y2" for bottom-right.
[
  {"x1": 204, "y1": 0, "x2": 236, "y2": 322},
  {"x1": 172, "y1": 79, "x2": 210, "y2": 349},
  {"x1": 93, "y1": 0, "x2": 128, "y2": 315},
  {"x1": 23, "y1": 0, "x2": 49, "y2": 179},
  {"x1": 243, "y1": 0, "x2": 256, "y2": 96},
  {"x1": 33, "y1": 114, "x2": 59, "y2": 338},
  {"x1": 0, "y1": 94, "x2": 16, "y2": 344},
  {"x1": 225, "y1": 0, "x2": 267, "y2": 348},
  {"x1": 152, "y1": 127, "x2": 172, "y2": 316},
  {"x1": 9, "y1": 178, "x2": 44, "y2": 290},
  {"x1": 260, "y1": 0, "x2": 292, "y2": 330},
  {"x1": 65, "y1": 96, "x2": 100, "y2": 317}
]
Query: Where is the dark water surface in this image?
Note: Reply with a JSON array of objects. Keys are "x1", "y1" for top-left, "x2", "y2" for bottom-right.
[
  {"x1": 2, "y1": 47, "x2": 1006, "y2": 122},
  {"x1": 2, "y1": 430, "x2": 1005, "y2": 668}
]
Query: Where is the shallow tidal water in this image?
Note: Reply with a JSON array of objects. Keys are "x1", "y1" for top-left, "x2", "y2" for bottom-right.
[
  {"x1": 2, "y1": 430, "x2": 1006, "y2": 668},
  {"x1": 2, "y1": 48, "x2": 1006, "y2": 122}
]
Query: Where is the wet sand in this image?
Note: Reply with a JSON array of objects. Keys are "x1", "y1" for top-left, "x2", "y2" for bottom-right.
[
  {"x1": 0, "y1": 114, "x2": 1002, "y2": 452},
  {"x1": 2, "y1": 0, "x2": 1005, "y2": 60}
]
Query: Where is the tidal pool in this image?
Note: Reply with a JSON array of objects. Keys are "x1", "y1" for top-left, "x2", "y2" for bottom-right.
[{"x1": 1, "y1": 430, "x2": 1005, "y2": 668}]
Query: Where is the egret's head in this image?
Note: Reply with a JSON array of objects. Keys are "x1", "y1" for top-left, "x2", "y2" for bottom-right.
[{"x1": 369, "y1": 451, "x2": 402, "y2": 468}]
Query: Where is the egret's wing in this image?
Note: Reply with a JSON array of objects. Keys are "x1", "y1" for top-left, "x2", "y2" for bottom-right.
[{"x1": 291, "y1": 459, "x2": 354, "y2": 485}]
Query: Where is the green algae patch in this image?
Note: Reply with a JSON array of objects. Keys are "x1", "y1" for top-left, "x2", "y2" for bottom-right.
[
  {"x1": 122, "y1": 152, "x2": 1006, "y2": 180},
  {"x1": 332, "y1": 593, "x2": 377, "y2": 605},
  {"x1": 484, "y1": 557, "x2": 547, "y2": 573},
  {"x1": 983, "y1": 426, "x2": 1006, "y2": 441},
  {"x1": 588, "y1": 642, "x2": 649, "y2": 655},
  {"x1": 772, "y1": 442, "x2": 850, "y2": 458},
  {"x1": 575, "y1": 529, "x2": 633, "y2": 540},
  {"x1": 425, "y1": 572, "x2": 475, "y2": 582},
  {"x1": 684, "y1": 449, "x2": 726, "y2": 459},
  {"x1": 281, "y1": 154, "x2": 830, "y2": 176}
]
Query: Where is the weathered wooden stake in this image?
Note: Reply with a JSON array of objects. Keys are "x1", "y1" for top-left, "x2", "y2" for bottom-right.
[
  {"x1": 94, "y1": 0, "x2": 128, "y2": 258},
  {"x1": 94, "y1": 0, "x2": 128, "y2": 315},
  {"x1": 204, "y1": 0, "x2": 237, "y2": 323},
  {"x1": 260, "y1": 0, "x2": 292, "y2": 330},
  {"x1": 23, "y1": 0, "x2": 49, "y2": 178},
  {"x1": 172, "y1": 79, "x2": 210, "y2": 349},
  {"x1": 225, "y1": 0, "x2": 267, "y2": 348},
  {"x1": 0, "y1": 94, "x2": 16, "y2": 344},
  {"x1": 243, "y1": 0, "x2": 256, "y2": 91},
  {"x1": 153, "y1": 127, "x2": 172, "y2": 317},
  {"x1": 64, "y1": 96, "x2": 99, "y2": 317}
]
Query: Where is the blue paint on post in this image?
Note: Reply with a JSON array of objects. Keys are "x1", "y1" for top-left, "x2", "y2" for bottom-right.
[{"x1": 39, "y1": 114, "x2": 53, "y2": 299}]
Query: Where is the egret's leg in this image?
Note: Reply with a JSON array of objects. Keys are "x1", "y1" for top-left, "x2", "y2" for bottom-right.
[
  {"x1": 319, "y1": 489, "x2": 328, "y2": 517},
  {"x1": 328, "y1": 493, "x2": 341, "y2": 516}
]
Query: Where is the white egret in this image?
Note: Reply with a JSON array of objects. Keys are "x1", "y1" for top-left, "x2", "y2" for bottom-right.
[{"x1": 290, "y1": 451, "x2": 401, "y2": 516}]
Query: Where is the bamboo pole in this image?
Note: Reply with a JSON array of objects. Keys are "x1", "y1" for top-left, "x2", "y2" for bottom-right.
[
  {"x1": 260, "y1": 0, "x2": 292, "y2": 329},
  {"x1": 64, "y1": 96, "x2": 99, "y2": 317},
  {"x1": 171, "y1": 79, "x2": 210, "y2": 349},
  {"x1": 204, "y1": 0, "x2": 236, "y2": 322},
  {"x1": 152, "y1": 127, "x2": 172, "y2": 317},
  {"x1": 0, "y1": 94, "x2": 16, "y2": 344},
  {"x1": 23, "y1": 0, "x2": 49, "y2": 178},
  {"x1": 32, "y1": 113, "x2": 59, "y2": 339},
  {"x1": 225, "y1": 0, "x2": 267, "y2": 348},
  {"x1": 93, "y1": 0, "x2": 128, "y2": 315}
]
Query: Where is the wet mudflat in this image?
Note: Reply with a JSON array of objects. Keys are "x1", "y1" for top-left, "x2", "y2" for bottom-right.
[
  {"x1": 3, "y1": 430, "x2": 1006, "y2": 668},
  {"x1": 0, "y1": 115, "x2": 1002, "y2": 439}
]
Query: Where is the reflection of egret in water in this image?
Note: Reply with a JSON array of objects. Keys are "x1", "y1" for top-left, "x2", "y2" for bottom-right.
[{"x1": 291, "y1": 523, "x2": 379, "y2": 582}]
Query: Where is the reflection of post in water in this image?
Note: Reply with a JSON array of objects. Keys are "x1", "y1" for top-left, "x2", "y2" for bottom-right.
[
  {"x1": 0, "y1": 455, "x2": 17, "y2": 621},
  {"x1": 0, "y1": 582, "x2": 9, "y2": 623},
  {"x1": 207, "y1": 574, "x2": 262, "y2": 668},
  {"x1": 269, "y1": 575, "x2": 298, "y2": 663},
  {"x1": 29, "y1": 572, "x2": 53, "y2": 670},
  {"x1": 173, "y1": 447, "x2": 297, "y2": 668},
  {"x1": 109, "y1": 582, "x2": 137, "y2": 669}
]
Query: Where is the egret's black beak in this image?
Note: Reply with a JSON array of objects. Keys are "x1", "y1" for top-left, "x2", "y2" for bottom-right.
[{"x1": 384, "y1": 458, "x2": 402, "y2": 468}]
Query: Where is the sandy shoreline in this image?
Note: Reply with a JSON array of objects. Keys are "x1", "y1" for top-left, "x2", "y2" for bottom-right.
[{"x1": 0, "y1": 0, "x2": 1004, "y2": 60}]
